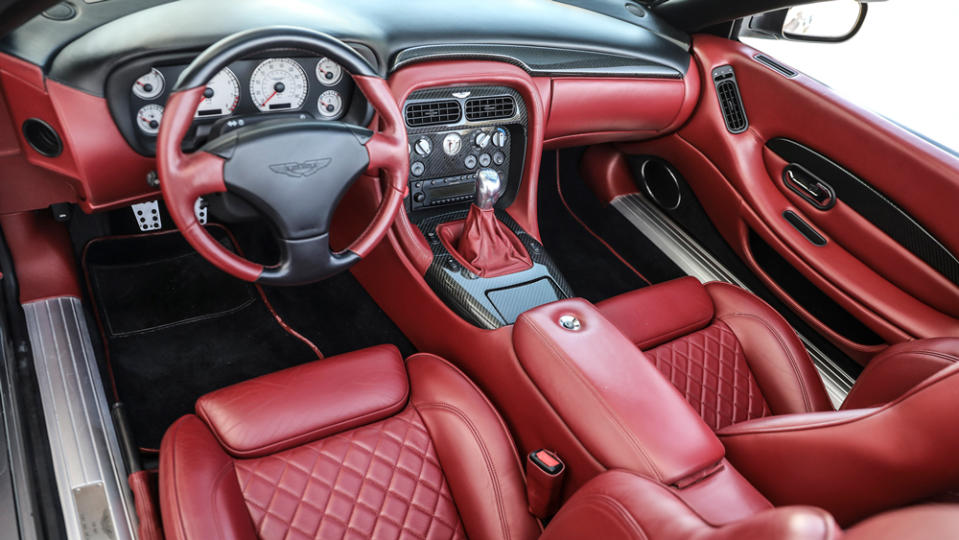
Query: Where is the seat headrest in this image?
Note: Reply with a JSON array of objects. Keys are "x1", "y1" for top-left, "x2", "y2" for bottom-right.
[
  {"x1": 597, "y1": 276, "x2": 715, "y2": 350},
  {"x1": 196, "y1": 344, "x2": 409, "y2": 458}
]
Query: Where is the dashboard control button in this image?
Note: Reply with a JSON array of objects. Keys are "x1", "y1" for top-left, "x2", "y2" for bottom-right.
[
  {"x1": 442, "y1": 133, "x2": 462, "y2": 156},
  {"x1": 479, "y1": 153, "x2": 491, "y2": 167},
  {"x1": 414, "y1": 137, "x2": 432, "y2": 156},
  {"x1": 413, "y1": 192, "x2": 426, "y2": 203},
  {"x1": 464, "y1": 155, "x2": 477, "y2": 169},
  {"x1": 474, "y1": 131, "x2": 491, "y2": 149},
  {"x1": 493, "y1": 151, "x2": 506, "y2": 165},
  {"x1": 411, "y1": 161, "x2": 425, "y2": 176},
  {"x1": 492, "y1": 127, "x2": 508, "y2": 147}
]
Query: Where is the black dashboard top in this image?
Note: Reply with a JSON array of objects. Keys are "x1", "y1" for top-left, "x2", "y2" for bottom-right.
[{"x1": 0, "y1": 0, "x2": 692, "y2": 97}]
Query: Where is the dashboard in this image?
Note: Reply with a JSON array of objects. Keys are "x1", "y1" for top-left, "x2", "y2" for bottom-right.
[{"x1": 108, "y1": 53, "x2": 371, "y2": 156}]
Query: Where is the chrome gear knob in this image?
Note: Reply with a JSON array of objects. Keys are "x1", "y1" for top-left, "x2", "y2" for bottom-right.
[{"x1": 474, "y1": 168, "x2": 501, "y2": 210}]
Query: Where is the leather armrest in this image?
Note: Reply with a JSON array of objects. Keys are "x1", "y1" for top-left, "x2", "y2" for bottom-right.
[
  {"x1": 513, "y1": 298, "x2": 724, "y2": 485},
  {"x1": 718, "y1": 363, "x2": 959, "y2": 525},
  {"x1": 540, "y1": 470, "x2": 839, "y2": 540},
  {"x1": 842, "y1": 338, "x2": 959, "y2": 409}
]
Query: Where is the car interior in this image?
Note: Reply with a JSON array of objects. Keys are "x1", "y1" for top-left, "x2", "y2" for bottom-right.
[{"x1": 1, "y1": 0, "x2": 958, "y2": 539}]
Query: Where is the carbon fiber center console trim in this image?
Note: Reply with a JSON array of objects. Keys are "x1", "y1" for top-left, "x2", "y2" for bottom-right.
[
  {"x1": 23, "y1": 297, "x2": 135, "y2": 540},
  {"x1": 611, "y1": 193, "x2": 853, "y2": 406},
  {"x1": 418, "y1": 209, "x2": 573, "y2": 329}
]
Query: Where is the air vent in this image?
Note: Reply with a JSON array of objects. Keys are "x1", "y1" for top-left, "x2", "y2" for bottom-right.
[
  {"x1": 754, "y1": 54, "x2": 797, "y2": 78},
  {"x1": 711, "y1": 66, "x2": 748, "y2": 134},
  {"x1": 405, "y1": 100, "x2": 462, "y2": 127},
  {"x1": 22, "y1": 118, "x2": 63, "y2": 158},
  {"x1": 465, "y1": 96, "x2": 515, "y2": 121}
]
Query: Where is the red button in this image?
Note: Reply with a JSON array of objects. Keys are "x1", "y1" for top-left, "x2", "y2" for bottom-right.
[{"x1": 535, "y1": 450, "x2": 560, "y2": 468}]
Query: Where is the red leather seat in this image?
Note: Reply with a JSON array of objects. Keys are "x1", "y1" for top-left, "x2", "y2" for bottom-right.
[
  {"x1": 598, "y1": 277, "x2": 833, "y2": 430},
  {"x1": 159, "y1": 343, "x2": 959, "y2": 539},
  {"x1": 598, "y1": 277, "x2": 959, "y2": 431}
]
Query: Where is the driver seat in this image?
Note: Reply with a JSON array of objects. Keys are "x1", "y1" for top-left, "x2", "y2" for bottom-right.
[{"x1": 159, "y1": 344, "x2": 957, "y2": 540}]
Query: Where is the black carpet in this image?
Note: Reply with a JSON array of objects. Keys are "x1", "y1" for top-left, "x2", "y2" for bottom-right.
[
  {"x1": 537, "y1": 149, "x2": 685, "y2": 303},
  {"x1": 84, "y1": 227, "x2": 413, "y2": 450}
]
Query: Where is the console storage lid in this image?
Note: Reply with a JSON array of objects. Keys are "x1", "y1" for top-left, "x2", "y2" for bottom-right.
[{"x1": 512, "y1": 297, "x2": 724, "y2": 485}]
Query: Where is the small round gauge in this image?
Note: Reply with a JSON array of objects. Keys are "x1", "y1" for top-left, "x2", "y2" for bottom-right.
[
  {"x1": 250, "y1": 58, "x2": 308, "y2": 112},
  {"x1": 136, "y1": 104, "x2": 164, "y2": 135},
  {"x1": 195, "y1": 68, "x2": 240, "y2": 118},
  {"x1": 317, "y1": 90, "x2": 343, "y2": 119},
  {"x1": 315, "y1": 58, "x2": 343, "y2": 86},
  {"x1": 132, "y1": 68, "x2": 164, "y2": 100}
]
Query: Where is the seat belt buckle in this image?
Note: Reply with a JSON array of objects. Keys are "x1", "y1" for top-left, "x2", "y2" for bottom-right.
[{"x1": 526, "y1": 449, "x2": 566, "y2": 519}]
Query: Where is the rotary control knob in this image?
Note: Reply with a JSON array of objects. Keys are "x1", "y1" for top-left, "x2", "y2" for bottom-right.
[
  {"x1": 414, "y1": 137, "x2": 432, "y2": 156},
  {"x1": 473, "y1": 131, "x2": 491, "y2": 149},
  {"x1": 491, "y1": 127, "x2": 508, "y2": 148}
]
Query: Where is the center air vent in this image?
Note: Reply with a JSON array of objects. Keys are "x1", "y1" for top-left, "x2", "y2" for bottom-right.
[
  {"x1": 465, "y1": 96, "x2": 515, "y2": 121},
  {"x1": 405, "y1": 100, "x2": 462, "y2": 127},
  {"x1": 711, "y1": 66, "x2": 748, "y2": 134}
]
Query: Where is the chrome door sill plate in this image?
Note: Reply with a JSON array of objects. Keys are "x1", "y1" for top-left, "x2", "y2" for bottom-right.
[
  {"x1": 23, "y1": 297, "x2": 135, "y2": 540},
  {"x1": 611, "y1": 193, "x2": 854, "y2": 407}
]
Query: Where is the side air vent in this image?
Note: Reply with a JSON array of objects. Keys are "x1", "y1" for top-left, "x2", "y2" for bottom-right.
[
  {"x1": 405, "y1": 100, "x2": 462, "y2": 127},
  {"x1": 465, "y1": 96, "x2": 516, "y2": 121},
  {"x1": 711, "y1": 66, "x2": 748, "y2": 134},
  {"x1": 22, "y1": 118, "x2": 63, "y2": 157},
  {"x1": 754, "y1": 54, "x2": 797, "y2": 78}
]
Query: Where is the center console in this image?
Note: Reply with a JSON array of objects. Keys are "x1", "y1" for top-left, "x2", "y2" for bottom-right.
[{"x1": 401, "y1": 85, "x2": 572, "y2": 329}]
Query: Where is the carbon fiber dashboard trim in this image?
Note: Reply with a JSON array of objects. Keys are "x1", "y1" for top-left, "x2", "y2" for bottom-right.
[
  {"x1": 23, "y1": 297, "x2": 136, "y2": 540},
  {"x1": 416, "y1": 209, "x2": 574, "y2": 329},
  {"x1": 392, "y1": 44, "x2": 683, "y2": 78},
  {"x1": 405, "y1": 86, "x2": 527, "y2": 212}
]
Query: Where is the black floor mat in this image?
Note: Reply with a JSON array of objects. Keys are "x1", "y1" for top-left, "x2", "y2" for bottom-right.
[
  {"x1": 538, "y1": 149, "x2": 685, "y2": 303},
  {"x1": 84, "y1": 228, "x2": 413, "y2": 449}
]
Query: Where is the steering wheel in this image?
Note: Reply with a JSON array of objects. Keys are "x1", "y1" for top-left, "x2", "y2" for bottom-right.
[{"x1": 156, "y1": 27, "x2": 408, "y2": 285}]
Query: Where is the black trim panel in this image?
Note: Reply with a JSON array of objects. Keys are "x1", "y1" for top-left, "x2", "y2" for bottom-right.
[
  {"x1": 783, "y1": 210, "x2": 826, "y2": 247},
  {"x1": 768, "y1": 137, "x2": 959, "y2": 287}
]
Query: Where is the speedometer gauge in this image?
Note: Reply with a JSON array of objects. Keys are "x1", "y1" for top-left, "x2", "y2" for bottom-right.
[
  {"x1": 250, "y1": 58, "x2": 308, "y2": 112},
  {"x1": 195, "y1": 68, "x2": 240, "y2": 117},
  {"x1": 315, "y1": 58, "x2": 343, "y2": 86},
  {"x1": 132, "y1": 68, "x2": 164, "y2": 100}
]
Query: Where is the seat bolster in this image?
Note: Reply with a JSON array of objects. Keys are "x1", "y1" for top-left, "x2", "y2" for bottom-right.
[
  {"x1": 597, "y1": 276, "x2": 714, "y2": 349},
  {"x1": 842, "y1": 338, "x2": 959, "y2": 409},
  {"x1": 844, "y1": 505, "x2": 959, "y2": 539},
  {"x1": 706, "y1": 282, "x2": 833, "y2": 415},
  {"x1": 159, "y1": 415, "x2": 256, "y2": 540},
  {"x1": 540, "y1": 470, "x2": 839, "y2": 540},
  {"x1": 407, "y1": 353, "x2": 540, "y2": 540}
]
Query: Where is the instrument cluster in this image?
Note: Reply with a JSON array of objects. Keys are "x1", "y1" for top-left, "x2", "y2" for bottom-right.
[{"x1": 114, "y1": 55, "x2": 367, "y2": 156}]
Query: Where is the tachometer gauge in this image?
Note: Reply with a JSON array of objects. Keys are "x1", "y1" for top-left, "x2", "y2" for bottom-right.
[
  {"x1": 315, "y1": 58, "x2": 343, "y2": 86},
  {"x1": 195, "y1": 68, "x2": 240, "y2": 117},
  {"x1": 250, "y1": 58, "x2": 308, "y2": 112},
  {"x1": 136, "y1": 104, "x2": 164, "y2": 135},
  {"x1": 317, "y1": 90, "x2": 343, "y2": 119},
  {"x1": 132, "y1": 68, "x2": 164, "y2": 100}
]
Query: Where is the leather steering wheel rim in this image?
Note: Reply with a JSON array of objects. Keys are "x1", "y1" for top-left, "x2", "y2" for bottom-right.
[{"x1": 156, "y1": 26, "x2": 408, "y2": 285}]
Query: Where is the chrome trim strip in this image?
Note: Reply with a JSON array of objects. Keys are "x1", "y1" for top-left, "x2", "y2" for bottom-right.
[
  {"x1": 23, "y1": 297, "x2": 135, "y2": 540},
  {"x1": 611, "y1": 193, "x2": 854, "y2": 407}
]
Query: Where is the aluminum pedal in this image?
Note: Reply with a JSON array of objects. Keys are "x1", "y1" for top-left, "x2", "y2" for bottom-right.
[{"x1": 131, "y1": 200, "x2": 161, "y2": 231}]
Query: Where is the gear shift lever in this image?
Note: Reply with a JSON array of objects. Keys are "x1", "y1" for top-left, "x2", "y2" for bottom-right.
[
  {"x1": 450, "y1": 168, "x2": 532, "y2": 277},
  {"x1": 474, "y1": 168, "x2": 502, "y2": 210}
]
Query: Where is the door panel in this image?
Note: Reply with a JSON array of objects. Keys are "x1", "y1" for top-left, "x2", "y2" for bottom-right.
[{"x1": 633, "y1": 34, "x2": 959, "y2": 361}]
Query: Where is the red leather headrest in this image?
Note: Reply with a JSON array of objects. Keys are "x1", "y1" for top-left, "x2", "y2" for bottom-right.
[
  {"x1": 196, "y1": 345, "x2": 409, "y2": 458},
  {"x1": 597, "y1": 276, "x2": 714, "y2": 350}
]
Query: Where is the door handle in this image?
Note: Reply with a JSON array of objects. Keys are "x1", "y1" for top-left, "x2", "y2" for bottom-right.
[{"x1": 783, "y1": 165, "x2": 836, "y2": 210}]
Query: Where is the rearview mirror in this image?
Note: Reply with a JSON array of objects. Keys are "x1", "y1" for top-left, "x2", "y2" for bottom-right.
[{"x1": 742, "y1": 0, "x2": 868, "y2": 43}]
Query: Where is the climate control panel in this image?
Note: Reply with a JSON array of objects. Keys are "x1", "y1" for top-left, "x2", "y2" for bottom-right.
[{"x1": 403, "y1": 85, "x2": 526, "y2": 212}]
